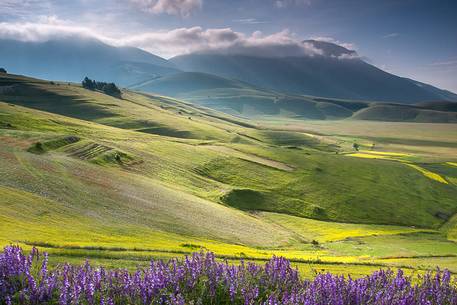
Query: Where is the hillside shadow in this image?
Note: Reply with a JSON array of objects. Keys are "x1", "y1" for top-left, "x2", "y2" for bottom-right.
[{"x1": 0, "y1": 82, "x2": 116, "y2": 120}]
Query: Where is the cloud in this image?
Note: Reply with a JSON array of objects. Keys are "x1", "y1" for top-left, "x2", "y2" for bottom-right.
[
  {"x1": 0, "y1": 21, "x2": 324, "y2": 58},
  {"x1": 383, "y1": 33, "x2": 399, "y2": 38},
  {"x1": 275, "y1": 0, "x2": 312, "y2": 8},
  {"x1": 232, "y1": 18, "x2": 268, "y2": 25},
  {"x1": 429, "y1": 59, "x2": 457, "y2": 66},
  {"x1": 310, "y1": 36, "x2": 357, "y2": 51},
  {"x1": 118, "y1": 27, "x2": 324, "y2": 58},
  {"x1": 129, "y1": 0, "x2": 202, "y2": 16},
  {"x1": 0, "y1": 19, "x2": 98, "y2": 42},
  {"x1": 1, "y1": 0, "x2": 54, "y2": 19},
  {"x1": 0, "y1": 21, "x2": 361, "y2": 59}
]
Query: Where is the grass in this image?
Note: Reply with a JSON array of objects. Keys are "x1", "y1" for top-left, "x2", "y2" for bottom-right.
[
  {"x1": 347, "y1": 152, "x2": 397, "y2": 160},
  {"x1": 198, "y1": 152, "x2": 457, "y2": 227},
  {"x1": 259, "y1": 212, "x2": 432, "y2": 243},
  {"x1": 1, "y1": 73, "x2": 457, "y2": 277},
  {"x1": 358, "y1": 150, "x2": 409, "y2": 157},
  {"x1": 347, "y1": 150, "x2": 449, "y2": 184},
  {"x1": 405, "y1": 164, "x2": 448, "y2": 184}
]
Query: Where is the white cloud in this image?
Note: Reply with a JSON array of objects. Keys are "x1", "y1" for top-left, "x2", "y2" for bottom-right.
[
  {"x1": 0, "y1": 21, "x2": 328, "y2": 58},
  {"x1": 383, "y1": 33, "x2": 399, "y2": 38},
  {"x1": 118, "y1": 27, "x2": 325, "y2": 58},
  {"x1": 129, "y1": 0, "x2": 202, "y2": 17},
  {"x1": 0, "y1": 20, "x2": 97, "y2": 42},
  {"x1": 232, "y1": 18, "x2": 268, "y2": 25},
  {"x1": 429, "y1": 59, "x2": 457, "y2": 67},
  {"x1": 1, "y1": 0, "x2": 53, "y2": 18},
  {"x1": 309, "y1": 36, "x2": 357, "y2": 51},
  {"x1": 275, "y1": 0, "x2": 312, "y2": 8}
]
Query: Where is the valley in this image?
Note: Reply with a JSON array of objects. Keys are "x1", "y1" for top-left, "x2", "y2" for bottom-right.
[{"x1": 1, "y1": 72, "x2": 457, "y2": 278}]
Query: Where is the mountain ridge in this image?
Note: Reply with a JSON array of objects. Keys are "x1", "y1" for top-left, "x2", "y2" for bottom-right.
[
  {"x1": 0, "y1": 37, "x2": 179, "y2": 87},
  {"x1": 1, "y1": 36, "x2": 456, "y2": 105},
  {"x1": 170, "y1": 52, "x2": 457, "y2": 103}
]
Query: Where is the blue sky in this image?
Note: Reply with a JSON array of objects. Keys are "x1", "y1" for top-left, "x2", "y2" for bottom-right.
[{"x1": 1, "y1": 0, "x2": 456, "y2": 92}]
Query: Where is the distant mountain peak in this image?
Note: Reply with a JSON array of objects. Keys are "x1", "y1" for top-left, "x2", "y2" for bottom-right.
[
  {"x1": 0, "y1": 37, "x2": 179, "y2": 86},
  {"x1": 303, "y1": 39, "x2": 358, "y2": 58}
]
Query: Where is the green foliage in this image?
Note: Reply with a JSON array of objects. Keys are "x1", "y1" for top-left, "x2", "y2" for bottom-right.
[
  {"x1": 27, "y1": 136, "x2": 80, "y2": 154},
  {"x1": 82, "y1": 76, "x2": 121, "y2": 97}
]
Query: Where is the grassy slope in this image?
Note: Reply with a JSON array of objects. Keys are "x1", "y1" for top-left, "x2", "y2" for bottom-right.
[
  {"x1": 352, "y1": 104, "x2": 457, "y2": 123},
  {"x1": 129, "y1": 72, "x2": 252, "y2": 96},
  {"x1": 0, "y1": 104, "x2": 293, "y2": 247},
  {"x1": 2, "y1": 73, "x2": 457, "y2": 276}
]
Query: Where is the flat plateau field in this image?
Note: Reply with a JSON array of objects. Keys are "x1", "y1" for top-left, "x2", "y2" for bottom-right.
[{"x1": 1, "y1": 73, "x2": 457, "y2": 278}]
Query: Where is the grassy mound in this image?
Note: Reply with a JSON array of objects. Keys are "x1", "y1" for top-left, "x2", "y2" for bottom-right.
[{"x1": 27, "y1": 136, "x2": 80, "y2": 154}]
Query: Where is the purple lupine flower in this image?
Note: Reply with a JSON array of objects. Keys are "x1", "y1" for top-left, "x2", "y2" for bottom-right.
[{"x1": 1, "y1": 245, "x2": 457, "y2": 304}]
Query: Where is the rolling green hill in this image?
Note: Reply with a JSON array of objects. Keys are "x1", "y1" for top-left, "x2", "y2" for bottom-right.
[
  {"x1": 129, "y1": 71, "x2": 457, "y2": 123},
  {"x1": 352, "y1": 103, "x2": 457, "y2": 123},
  {"x1": 130, "y1": 72, "x2": 255, "y2": 96},
  {"x1": 2, "y1": 72, "x2": 457, "y2": 275}
]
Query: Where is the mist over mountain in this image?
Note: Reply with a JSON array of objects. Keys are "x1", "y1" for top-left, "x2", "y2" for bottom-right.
[
  {"x1": 0, "y1": 37, "x2": 178, "y2": 86},
  {"x1": 303, "y1": 40, "x2": 358, "y2": 58}
]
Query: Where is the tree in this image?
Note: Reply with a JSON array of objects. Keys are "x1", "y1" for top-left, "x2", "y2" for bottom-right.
[
  {"x1": 81, "y1": 77, "x2": 121, "y2": 97},
  {"x1": 102, "y1": 82, "x2": 121, "y2": 96},
  {"x1": 353, "y1": 143, "x2": 360, "y2": 151},
  {"x1": 82, "y1": 77, "x2": 94, "y2": 90},
  {"x1": 0, "y1": 68, "x2": 6, "y2": 73}
]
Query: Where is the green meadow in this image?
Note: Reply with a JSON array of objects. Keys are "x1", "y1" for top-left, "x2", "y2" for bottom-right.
[{"x1": 1, "y1": 73, "x2": 457, "y2": 278}]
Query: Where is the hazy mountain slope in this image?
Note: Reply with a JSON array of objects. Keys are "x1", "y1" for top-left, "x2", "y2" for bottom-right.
[
  {"x1": 130, "y1": 72, "x2": 254, "y2": 96},
  {"x1": 170, "y1": 41, "x2": 457, "y2": 103},
  {"x1": 352, "y1": 104, "x2": 457, "y2": 123},
  {"x1": 416, "y1": 101, "x2": 457, "y2": 112},
  {"x1": 0, "y1": 37, "x2": 179, "y2": 86},
  {"x1": 146, "y1": 80, "x2": 457, "y2": 123},
  {"x1": 130, "y1": 72, "x2": 349, "y2": 119}
]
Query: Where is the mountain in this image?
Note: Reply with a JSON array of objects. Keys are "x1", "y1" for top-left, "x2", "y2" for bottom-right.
[
  {"x1": 0, "y1": 37, "x2": 179, "y2": 86},
  {"x1": 130, "y1": 70, "x2": 457, "y2": 123},
  {"x1": 2, "y1": 36, "x2": 456, "y2": 120},
  {"x1": 170, "y1": 40, "x2": 457, "y2": 103},
  {"x1": 303, "y1": 40, "x2": 357, "y2": 58},
  {"x1": 130, "y1": 71, "x2": 355, "y2": 120},
  {"x1": 130, "y1": 71, "x2": 255, "y2": 96},
  {"x1": 352, "y1": 103, "x2": 457, "y2": 123}
]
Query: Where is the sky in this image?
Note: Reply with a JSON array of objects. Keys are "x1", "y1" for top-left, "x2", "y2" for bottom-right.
[{"x1": 1, "y1": 0, "x2": 456, "y2": 92}]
